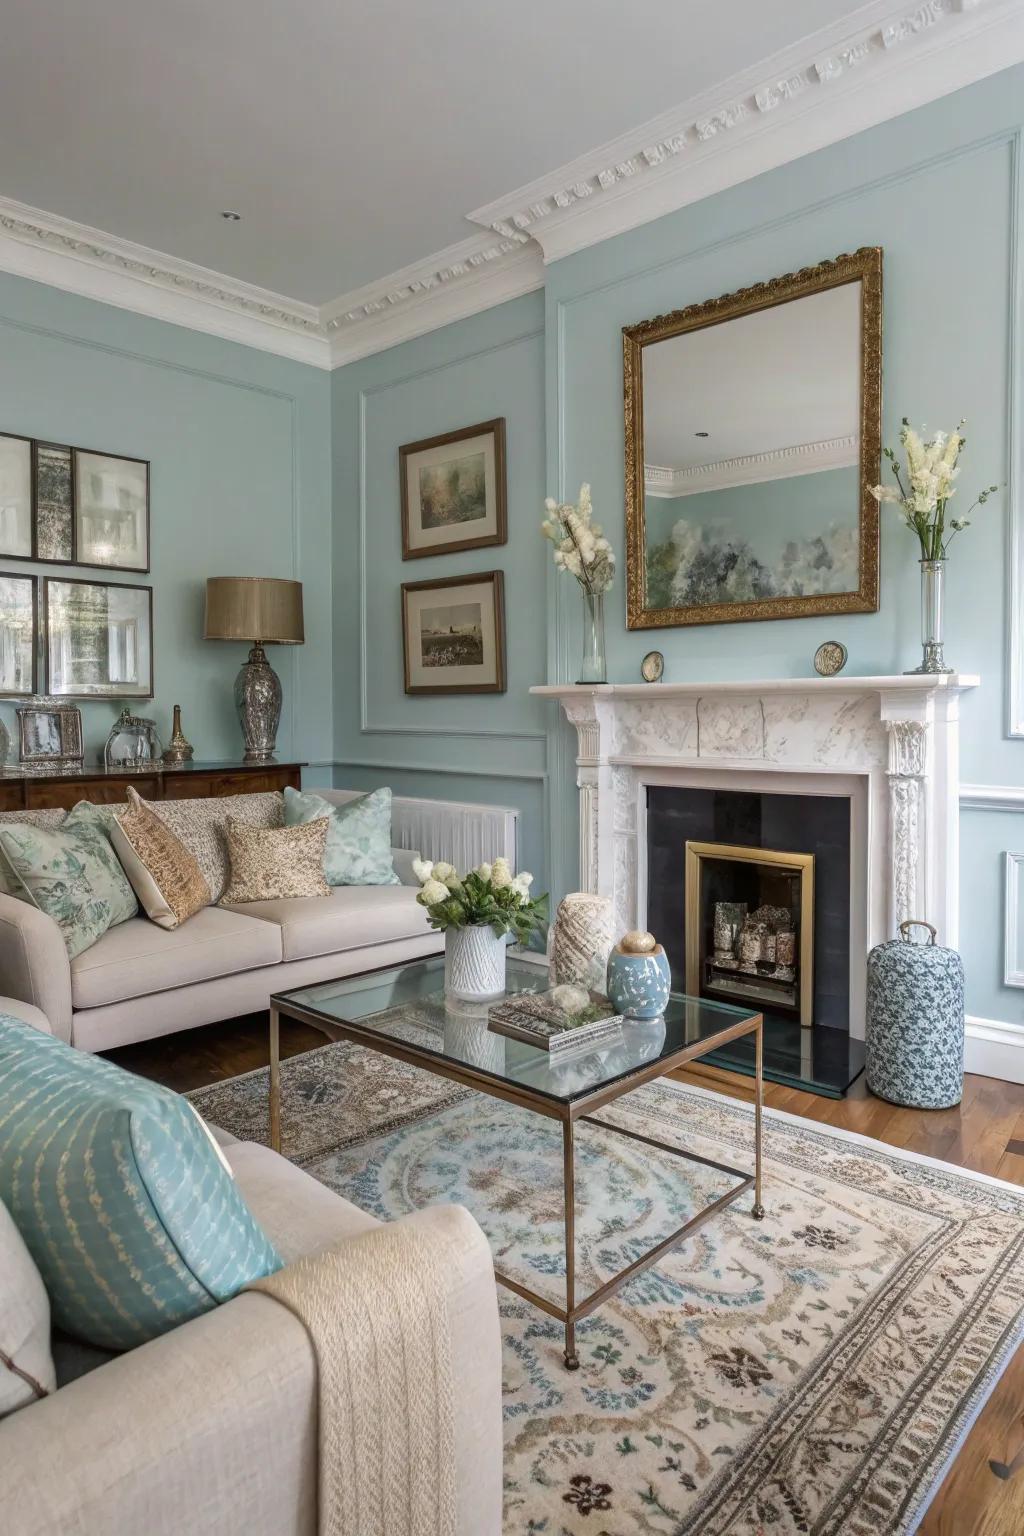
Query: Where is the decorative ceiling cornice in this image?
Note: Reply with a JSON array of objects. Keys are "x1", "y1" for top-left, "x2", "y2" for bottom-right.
[
  {"x1": 644, "y1": 435, "x2": 860, "y2": 497},
  {"x1": 469, "y1": 0, "x2": 1024, "y2": 263},
  {"x1": 0, "y1": 0, "x2": 1020, "y2": 368}
]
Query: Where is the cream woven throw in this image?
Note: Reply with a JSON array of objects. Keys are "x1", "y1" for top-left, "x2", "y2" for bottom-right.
[{"x1": 249, "y1": 1215, "x2": 458, "y2": 1536}]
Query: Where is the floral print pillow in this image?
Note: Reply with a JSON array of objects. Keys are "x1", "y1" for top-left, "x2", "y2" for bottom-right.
[
  {"x1": 0, "y1": 804, "x2": 139, "y2": 958},
  {"x1": 283, "y1": 786, "x2": 399, "y2": 887}
]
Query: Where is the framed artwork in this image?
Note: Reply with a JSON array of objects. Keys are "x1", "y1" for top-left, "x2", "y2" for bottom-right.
[
  {"x1": 33, "y1": 442, "x2": 75, "y2": 562},
  {"x1": 401, "y1": 571, "x2": 505, "y2": 695},
  {"x1": 0, "y1": 573, "x2": 38, "y2": 697},
  {"x1": 16, "y1": 700, "x2": 84, "y2": 766},
  {"x1": 44, "y1": 577, "x2": 153, "y2": 698},
  {"x1": 400, "y1": 418, "x2": 506, "y2": 560},
  {"x1": 74, "y1": 449, "x2": 150, "y2": 572},
  {"x1": 0, "y1": 434, "x2": 33, "y2": 560}
]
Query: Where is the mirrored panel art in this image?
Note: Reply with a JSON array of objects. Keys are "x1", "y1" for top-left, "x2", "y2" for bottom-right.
[
  {"x1": 624, "y1": 248, "x2": 882, "y2": 628},
  {"x1": 45, "y1": 578, "x2": 153, "y2": 699}
]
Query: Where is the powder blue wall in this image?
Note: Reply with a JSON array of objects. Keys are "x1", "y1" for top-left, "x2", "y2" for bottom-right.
[
  {"x1": 330, "y1": 293, "x2": 549, "y2": 886},
  {"x1": 540, "y1": 65, "x2": 1024, "y2": 1028},
  {"x1": 0, "y1": 269, "x2": 333, "y2": 776}
]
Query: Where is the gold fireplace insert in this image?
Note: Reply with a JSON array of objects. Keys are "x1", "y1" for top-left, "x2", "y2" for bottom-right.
[{"x1": 684, "y1": 841, "x2": 815, "y2": 1027}]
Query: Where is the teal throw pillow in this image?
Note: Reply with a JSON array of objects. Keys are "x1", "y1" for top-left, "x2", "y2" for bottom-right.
[
  {"x1": 0, "y1": 1017, "x2": 282, "y2": 1351},
  {"x1": 0, "y1": 803, "x2": 138, "y2": 957},
  {"x1": 283, "y1": 786, "x2": 398, "y2": 886}
]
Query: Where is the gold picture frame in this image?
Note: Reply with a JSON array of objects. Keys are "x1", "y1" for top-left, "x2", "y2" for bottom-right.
[{"x1": 624, "y1": 247, "x2": 883, "y2": 630}]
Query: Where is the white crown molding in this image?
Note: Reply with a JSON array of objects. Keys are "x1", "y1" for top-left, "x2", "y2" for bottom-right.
[
  {"x1": 644, "y1": 434, "x2": 859, "y2": 497},
  {"x1": 0, "y1": 194, "x2": 332, "y2": 367},
  {"x1": 468, "y1": 0, "x2": 1024, "y2": 264},
  {"x1": 323, "y1": 231, "x2": 544, "y2": 367},
  {"x1": 959, "y1": 783, "x2": 1024, "y2": 811}
]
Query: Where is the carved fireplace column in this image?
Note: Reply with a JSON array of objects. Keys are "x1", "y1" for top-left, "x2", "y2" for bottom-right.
[
  {"x1": 562, "y1": 697, "x2": 602, "y2": 896},
  {"x1": 880, "y1": 699, "x2": 930, "y2": 934}
]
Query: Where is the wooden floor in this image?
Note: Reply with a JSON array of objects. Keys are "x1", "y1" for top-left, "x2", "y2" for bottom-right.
[{"x1": 107, "y1": 1015, "x2": 1024, "y2": 1536}]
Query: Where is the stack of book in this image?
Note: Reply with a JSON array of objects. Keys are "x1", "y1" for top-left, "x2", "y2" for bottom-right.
[{"x1": 487, "y1": 991, "x2": 624, "y2": 1057}]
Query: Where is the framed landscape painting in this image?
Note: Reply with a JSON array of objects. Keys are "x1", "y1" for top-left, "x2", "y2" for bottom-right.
[
  {"x1": 400, "y1": 418, "x2": 506, "y2": 560},
  {"x1": 401, "y1": 571, "x2": 505, "y2": 694}
]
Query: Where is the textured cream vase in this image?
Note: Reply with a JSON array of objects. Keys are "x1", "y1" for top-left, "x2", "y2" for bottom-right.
[
  {"x1": 444, "y1": 924, "x2": 507, "y2": 1002},
  {"x1": 552, "y1": 892, "x2": 615, "y2": 991}
]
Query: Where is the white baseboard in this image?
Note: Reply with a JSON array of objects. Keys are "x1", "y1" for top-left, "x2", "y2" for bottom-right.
[{"x1": 965, "y1": 1014, "x2": 1024, "y2": 1084}]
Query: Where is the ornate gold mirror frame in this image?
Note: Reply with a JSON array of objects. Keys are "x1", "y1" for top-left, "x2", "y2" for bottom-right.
[{"x1": 624, "y1": 247, "x2": 882, "y2": 630}]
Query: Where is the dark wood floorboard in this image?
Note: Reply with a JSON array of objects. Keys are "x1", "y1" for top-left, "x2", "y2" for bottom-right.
[{"x1": 105, "y1": 1016, "x2": 1024, "y2": 1536}]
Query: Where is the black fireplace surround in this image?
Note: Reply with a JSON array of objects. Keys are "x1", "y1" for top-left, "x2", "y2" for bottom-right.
[{"x1": 646, "y1": 785, "x2": 864, "y2": 1097}]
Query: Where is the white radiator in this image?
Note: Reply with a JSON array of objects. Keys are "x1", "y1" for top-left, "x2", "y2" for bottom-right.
[{"x1": 325, "y1": 789, "x2": 518, "y2": 872}]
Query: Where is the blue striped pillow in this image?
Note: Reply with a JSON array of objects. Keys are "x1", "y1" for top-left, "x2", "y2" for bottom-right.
[{"x1": 0, "y1": 1017, "x2": 281, "y2": 1350}]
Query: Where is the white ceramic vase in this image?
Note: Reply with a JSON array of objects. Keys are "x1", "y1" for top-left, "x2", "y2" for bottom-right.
[
  {"x1": 552, "y1": 892, "x2": 615, "y2": 992},
  {"x1": 445, "y1": 924, "x2": 507, "y2": 1002}
]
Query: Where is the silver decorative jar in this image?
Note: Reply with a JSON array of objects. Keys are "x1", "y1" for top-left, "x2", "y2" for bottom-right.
[
  {"x1": 445, "y1": 925, "x2": 507, "y2": 1002},
  {"x1": 551, "y1": 892, "x2": 614, "y2": 992},
  {"x1": 234, "y1": 643, "x2": 282, "y2": 763},
  {"x1": 906, "y1": 558, "x2": 954, "y2": 675}
]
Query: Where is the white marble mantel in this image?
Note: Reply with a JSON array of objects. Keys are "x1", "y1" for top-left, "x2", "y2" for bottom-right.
[{"x1": 532, "y1": 676, "x2": 979, "y2": 1029}]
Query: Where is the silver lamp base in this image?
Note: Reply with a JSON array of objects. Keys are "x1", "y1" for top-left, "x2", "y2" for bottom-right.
[{"x1": 234, "y1": 643, "x2": 282, "y2": 762}]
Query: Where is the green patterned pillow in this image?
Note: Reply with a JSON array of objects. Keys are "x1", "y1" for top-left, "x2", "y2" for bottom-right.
[
  {"x1": 0, "y1": 1016, "x2": 282, "y2": 1351},
  {"x1": 0, "y1": 803, "x2": 138, "y2": 957},
  {"x1": 283, "y1": 786, "x2": 399, "y2": 886}
]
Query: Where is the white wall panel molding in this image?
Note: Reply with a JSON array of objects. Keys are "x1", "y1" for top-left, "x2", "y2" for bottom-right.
[
  {"x1": 960, "y1": 783, "x2": 1024, "y2": 810},
  {"x1": 1005, "y1": 851, "x2": 1024, "y2": 986},
  {"x1": 965, "y1": 1013, "x2": 1024, "y2": 1082},
  {"x1": 469, "y1": 0, "x2": 1024, "y2": 264}
]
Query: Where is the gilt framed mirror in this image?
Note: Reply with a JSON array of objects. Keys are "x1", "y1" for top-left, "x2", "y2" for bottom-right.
[{"x1": 624, "y1": 247, "x2": 882, "y2": 629}]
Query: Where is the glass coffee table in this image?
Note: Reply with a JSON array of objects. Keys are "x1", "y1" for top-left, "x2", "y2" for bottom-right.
[{"x1": 271, "y1": 954, "x2": 764, "y2": 1370}]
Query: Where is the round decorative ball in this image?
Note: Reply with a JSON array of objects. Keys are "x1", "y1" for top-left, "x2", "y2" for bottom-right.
[
  {"x1": 641, "y1": 651, "x2": 664, "y2": 683},
  {"x1": 813, "y1": 640, "x2": 848, "y2": 677},
  {"x1": 606, "y1": 934, "x2": 671, "y2": 1020}
]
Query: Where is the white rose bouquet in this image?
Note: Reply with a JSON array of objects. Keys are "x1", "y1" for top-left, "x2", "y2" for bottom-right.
[
  {"x1": 541, "y1": 483, "x2": 615, "y2": 594},
  {"x1": 870, "y1": 418, "x2": 998, "y2": 561},
  {"x1": 412, "y1": 856, "x2": 547, "y2": 944}
]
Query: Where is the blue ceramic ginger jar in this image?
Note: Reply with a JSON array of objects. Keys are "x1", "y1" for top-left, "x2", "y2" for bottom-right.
[{"x1": 606, "y1": 930, "x2": 671, "y2": 1019}]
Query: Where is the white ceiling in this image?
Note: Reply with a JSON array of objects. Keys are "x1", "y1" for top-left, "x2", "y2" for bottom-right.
[
  {"x1": 642, "y1": 284, "x2": 861, "y2": 469},
  {"x1": 1, "y1": 0, "x2": 872, "y2": 303}
]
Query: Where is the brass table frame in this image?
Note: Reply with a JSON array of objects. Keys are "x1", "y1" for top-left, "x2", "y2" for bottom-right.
[{"x1": 269, "y1": 987, "x2": 764, "y2": 1370}]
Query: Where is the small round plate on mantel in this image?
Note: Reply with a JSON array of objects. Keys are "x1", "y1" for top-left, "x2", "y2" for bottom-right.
[
  {"x1": 641, "y1": 650, "x2": 665, "y2": 683},
  {"x1": 813, "y1": 640, "x2": 848, "y2": 677}
]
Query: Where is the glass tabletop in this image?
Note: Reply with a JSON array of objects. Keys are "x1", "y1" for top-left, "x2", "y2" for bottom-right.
[{"x1": 274, "y1": 954, "x2": 760, "y2": 1107}]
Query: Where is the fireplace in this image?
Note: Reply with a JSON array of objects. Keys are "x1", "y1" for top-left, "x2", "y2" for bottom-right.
[{"x1": 685, "y1": 841, "x2": 814, "y2": 1024}]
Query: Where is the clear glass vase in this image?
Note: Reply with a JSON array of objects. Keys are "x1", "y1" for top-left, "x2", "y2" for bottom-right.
[
  {"x1": 906, "y1": 558, "x2": 954, "y2": 675},
  {"x1": 578, "y1": 589, "x2": 607, "y2": 684}
]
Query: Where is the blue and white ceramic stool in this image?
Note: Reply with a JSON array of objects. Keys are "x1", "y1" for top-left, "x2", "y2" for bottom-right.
[
  {"x1": 865, "y1": 920, "x2": 965, "y2": 1109},
  {"x1": 606, "y1": 931, "x2": 672, "y2": 1019}
]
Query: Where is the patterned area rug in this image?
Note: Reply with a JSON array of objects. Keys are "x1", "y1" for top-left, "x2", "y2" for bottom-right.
[{"x1": 190, "y1": 1041, "x2": 1024, "y2": 1535}]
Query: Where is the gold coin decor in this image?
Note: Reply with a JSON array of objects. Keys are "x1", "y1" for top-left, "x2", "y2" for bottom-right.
[
  {"x1": 641, "y1": 650, "x2": 664, "y2": 683},
  {"x1": 813, "y1": 640, "x2": 848, "y2": 677}
]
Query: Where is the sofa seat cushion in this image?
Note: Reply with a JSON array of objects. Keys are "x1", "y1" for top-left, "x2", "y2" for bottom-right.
[
  {"x1": 223, "y1": 883, "x2": 432, "y2": 963},
  {"x1": 226, "y1": 1142, "x2": 378, "y2": 1263},
  {"x1": 0, "y1": 1197, "x2": 55, "y2": 1418},
  {"x1": 71, "y1": 906, "x2": 282, "y2": 1010}
]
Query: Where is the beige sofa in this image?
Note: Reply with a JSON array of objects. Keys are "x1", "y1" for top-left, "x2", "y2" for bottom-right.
[
  {"x1": 0, "y1": 1006, "x2": 504, "y2": 1536},
  {"x1": 0, "y1": 788, "x2": 451, "y2": 1054}
]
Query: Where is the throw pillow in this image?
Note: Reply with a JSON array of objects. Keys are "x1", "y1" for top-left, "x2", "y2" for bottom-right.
[
  {"x1": 0, "y1": 1016, "x2": 282, "y2": 1351},
  {"x1": 0, "y1": 803, "x2": 138, "y2": 958},
  {"x1": 219, "y1": 817, "x2": 330, "y2": 904},
  {"x1": 153, "y1": 791, "x2": 284, "y2": 903},
  {"x1": 283, "y1": 785, "x2": 399, "y2": 886},
  {"x1": 110, "y1": 786, "x2": 211, "y2": 929},
  {"x1": 0, "y1": 1198, "x2": 55, "y2": 1419}
]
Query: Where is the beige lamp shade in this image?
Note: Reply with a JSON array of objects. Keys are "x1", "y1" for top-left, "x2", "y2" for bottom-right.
[{"x1": 204, "y1": 577, "x2": 304, "y2": 645}]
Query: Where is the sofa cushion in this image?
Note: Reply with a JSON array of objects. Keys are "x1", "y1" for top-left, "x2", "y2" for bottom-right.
[
  {"x1": 0, "y1": 1197, "x2": 55, "y2": 1418},
  {"x1": 151, "y1": 791, "x2": 284, "y2": 903},
  {"x1": 224, "y1": 883, "x2": 432, "y2": 963},
  {"x1": 227, "y1": 1142, "x2": 378, "y2": 1263},
  {"x1": 110, "y1": 787, "x2": 211, "y2": 929},
  {"x1": 0, "y1": 1017, "x2": 282, "y2": 1351},
  {"x1": 220, "y1": 817, "x2": 330, "y2": 905},
  {"x1": 71, "y1": 905, "x2": 282, "y2": 1010},
  {"x1": 0, "y1": 803, "x2": 138, "y2": 958},
  {"x1": 284, "y1": 784, "x2": 399, "y2": 887}
]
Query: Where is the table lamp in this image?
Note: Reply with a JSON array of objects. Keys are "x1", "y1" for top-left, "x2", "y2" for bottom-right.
[{"x1": 204, "y1": 576, "x2": 304, "y2": 762}]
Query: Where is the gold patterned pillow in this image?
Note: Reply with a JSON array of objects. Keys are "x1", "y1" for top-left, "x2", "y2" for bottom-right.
[
  {"x1": 110, "y1": 787, "x2": 211, "y2": 930},
  {"x1": 219, "y1": 817, "x2": 330, "y2": 904}
]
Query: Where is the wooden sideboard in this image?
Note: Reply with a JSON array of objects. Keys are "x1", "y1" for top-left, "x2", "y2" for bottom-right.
[{"x1": 0, "y1": 760, "x2": 305, "y2": 812}]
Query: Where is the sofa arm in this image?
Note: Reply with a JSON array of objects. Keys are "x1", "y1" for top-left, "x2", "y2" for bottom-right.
[
  {"x1": 0, "y1": 1205, "x2": 502, "y2": 1536},
  {"x1": 0, "y1": 894, "x2": 72, "y2": 1044},
  {"x1": 392, "y1": 846, "x2": 423, "y2": 886}
]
